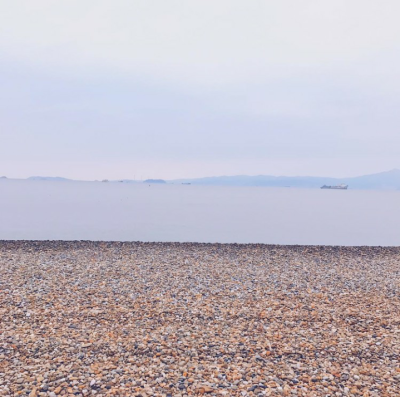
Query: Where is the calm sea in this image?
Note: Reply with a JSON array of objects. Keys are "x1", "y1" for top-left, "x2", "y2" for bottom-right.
[{"x1": 1, "y1": 179, "x2": 399, "y2": 246}]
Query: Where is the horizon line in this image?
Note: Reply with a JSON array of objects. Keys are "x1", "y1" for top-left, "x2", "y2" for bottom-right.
[{"x1": 1, "y1": 168, "x2": 399, "y2": 182}]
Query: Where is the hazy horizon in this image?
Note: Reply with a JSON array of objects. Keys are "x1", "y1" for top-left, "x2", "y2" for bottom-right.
[
  {"x1": 2, "y1": 167, "x2": 400, "y2": 182},
  {"x1": 1, "y1": 1, "x2": 400, "y2": 179}
]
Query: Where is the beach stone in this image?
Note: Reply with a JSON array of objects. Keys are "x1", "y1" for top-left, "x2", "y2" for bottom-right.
[{"x1": 1, "y1": 241, "x2": 400, "y2": 396}]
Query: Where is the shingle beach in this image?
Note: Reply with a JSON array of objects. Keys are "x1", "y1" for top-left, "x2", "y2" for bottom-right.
[{"x1": 1, "y1": 241, "x2": 400, "y2": 396}]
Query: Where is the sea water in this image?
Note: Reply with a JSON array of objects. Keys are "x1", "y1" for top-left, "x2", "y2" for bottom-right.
[{"x1": 0, "y1": 179, "x2": 399, "y2": 246}]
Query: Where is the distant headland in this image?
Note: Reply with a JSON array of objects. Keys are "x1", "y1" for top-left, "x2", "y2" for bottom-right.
[{"x1": 143, "y1": 179, "x2": 166, "y2": 184}]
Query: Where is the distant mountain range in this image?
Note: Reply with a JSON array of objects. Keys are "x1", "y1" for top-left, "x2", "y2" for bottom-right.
[
  {"x1": 173, "y1": 169, "x2": 400, "y2": 190},
  {"x1": 27, "y1": 176, "x2": 71, "y2": 181},
  {"x1": 1, "y1": 169, "x2": 399, "y2": 190}
]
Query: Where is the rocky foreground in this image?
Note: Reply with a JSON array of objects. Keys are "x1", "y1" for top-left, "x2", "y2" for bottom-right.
[{"x1": 1, "y1": 242, "x2": 400, "y2": 397}]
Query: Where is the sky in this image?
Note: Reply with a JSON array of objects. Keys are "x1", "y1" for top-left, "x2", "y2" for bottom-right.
[{"x1": 1, "y1": 0, "x2": 400, "y2": 180}]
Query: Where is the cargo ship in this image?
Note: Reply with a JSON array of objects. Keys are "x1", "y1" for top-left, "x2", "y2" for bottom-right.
[{"x1": 321, "y1": 184, "x2": 348, "y2": 190}]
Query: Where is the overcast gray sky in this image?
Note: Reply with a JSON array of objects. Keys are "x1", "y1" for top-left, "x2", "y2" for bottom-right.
[{"x1": 1, "y1": 0, "x2": 399, "y2": 180}]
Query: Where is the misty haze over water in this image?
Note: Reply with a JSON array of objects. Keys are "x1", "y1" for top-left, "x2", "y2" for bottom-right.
[{"x1": 1, "y1": 179, "x2": 399, "y2": 246}]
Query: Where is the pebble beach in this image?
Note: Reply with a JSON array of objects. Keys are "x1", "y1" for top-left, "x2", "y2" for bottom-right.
[{"x1": 1, "y1": 241, "x2": 400, "y2": 396}]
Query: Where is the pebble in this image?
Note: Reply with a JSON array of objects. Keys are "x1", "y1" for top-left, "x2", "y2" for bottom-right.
[{"x1": 1, "y1": 241, "x2": 400, "y2": 396}]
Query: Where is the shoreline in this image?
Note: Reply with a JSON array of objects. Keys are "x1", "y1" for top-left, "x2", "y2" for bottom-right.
[{"x1": 1, "y1": 240, "x2": 400, "y2": 248}]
